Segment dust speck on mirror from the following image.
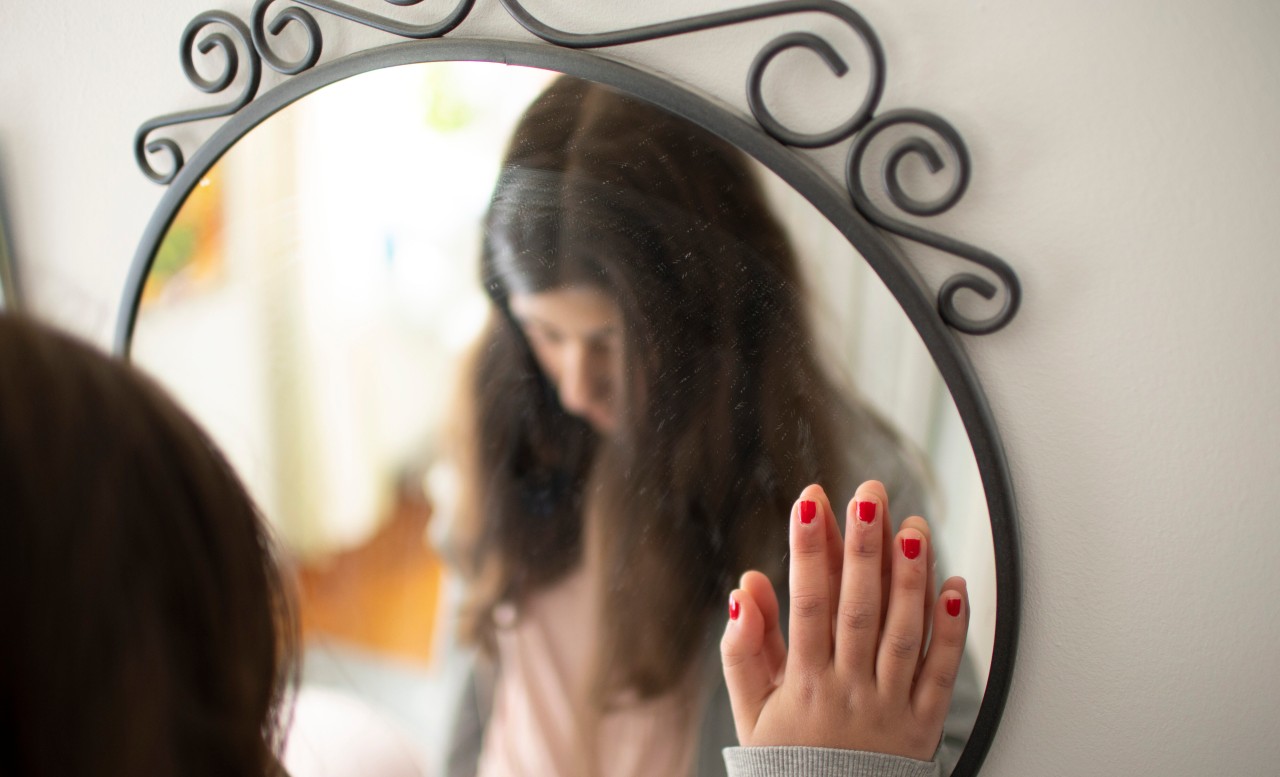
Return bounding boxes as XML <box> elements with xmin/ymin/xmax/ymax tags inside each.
<box><xmin>131</xmin><ymin>61</ymin><xmax>993</xmax><ymax>777</ymax></box>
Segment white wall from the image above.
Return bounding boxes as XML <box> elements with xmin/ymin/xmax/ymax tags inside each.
<box><xmin>2</xmin><ymin>1</ymin><xmax>1278</xmax><ymax>775</ymax></box>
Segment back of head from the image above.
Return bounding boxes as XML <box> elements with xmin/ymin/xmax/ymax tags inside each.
<box><xmin>0</xmin><ymin>315</ymin><xmax>290</xmax><ymax>777</ymax></box>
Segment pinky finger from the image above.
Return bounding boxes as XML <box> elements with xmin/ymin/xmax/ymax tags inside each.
<box><xmin>913</xmin><ymin>577</ymin><xmax>970</xmax><ymax>727</ymax></box>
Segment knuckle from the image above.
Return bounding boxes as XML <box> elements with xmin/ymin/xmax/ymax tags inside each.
<box><xmin>884</xmin><ymin>631</ymin><xmax>920</xmax><ymax>660</ymax></box>
<box><xmin>896</xmin><ymin>566</ymin><xmax>927</xmax><ymax>592</ymax></box>
<box><xmin>719</xmin><ymin>635</ymin><xmax>762</xmax><ymax>670</ymax></box>
<box><xmin>719</xmin><ymin>633</ymin><xmax>740</xmax><ymax>658</ymax></box>
<box><xmin>932</xmin><ymin>629</ymin><xmax>966</xmax><ymax>651</ymax></box>
<box><xmin>846</xmin><ymin>539</ymin><xmax>879</xmax><ymax>562</ymax></box>
<box><xmin>792</xmin><ymin>671</ymin><xmax>826</xmax><ymax>705</ymax></box>
<box><xmin>792</xmin><ymin>536</ymin><xmax>826</xmax><ymax>559</ymax></box>
<box><xmin>929</xmin><ymin>667</ymin><xmax>959</xmax><ymax>691</ymax></box>
<box><xmin>790</xmin><ymin>592</ymin><xmax>827</xmax><ymax>620</ymax></box>
<box><xmin>838</xmin><ymin>600</ymin><xmax>878</xmax><ymax>632</ymax></box>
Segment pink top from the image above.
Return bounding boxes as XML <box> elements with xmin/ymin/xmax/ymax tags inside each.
<box><xmin>476</xmin><ymin>555</ymin><xmax>702</xmax><ymax>777</ymax></box>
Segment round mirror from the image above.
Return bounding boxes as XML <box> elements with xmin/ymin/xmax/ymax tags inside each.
<box><xmin>127</xmin><ymin>60</ymin><xmax>996</xmax><ymax>777</ymax></box>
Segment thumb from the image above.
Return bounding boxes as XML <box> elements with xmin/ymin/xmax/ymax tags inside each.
<box><xmin>720</xmin><ymin>587</ymin><xmax>777</xmax><ymax>744</ymax></box>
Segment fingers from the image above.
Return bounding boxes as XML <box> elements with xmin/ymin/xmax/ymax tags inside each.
<box><xmin>876</xmin><ymin>524</ymin><xmax>929</xmax><ymax>696</ymax></box>
<box><xmin>899</xmin><ymin>515</ymin><xmax>936</xmax><ymax>664</ymax></box>
<box><xmin>721</xmin><ymin>586</ymin><xmax>775</xmax><ymax>744</ymax></box>
<box><xmin>914</xmin><ymin>577</ymin><xmax>969</xmax><ymax>727</ymax></box>
<box><xmin>834</xmin><ymin>480</ymin><xmax>888</xmax><ymax>675</ymax></box>
<box><xmin>787</xmin><ymin>484</ymin><xmax>836</xmax><ymax>673</ymax></box>
<box><xmin>741</xmin><ymin>570</ymin><xmax>785</xmax><ymax>683</ymax></box>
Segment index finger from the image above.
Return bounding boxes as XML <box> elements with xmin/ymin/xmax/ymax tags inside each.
<box><xmin>786</xmin><ymin>484</ymin><xmax>836</xmax><ymax>674</ymax></box>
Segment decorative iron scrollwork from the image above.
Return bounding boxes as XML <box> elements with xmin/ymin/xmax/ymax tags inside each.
<box><xmin>746</xmin><ymin>30</ymin><xmax>882</xmax><ymax>149</ymax></box>
<box><xmin>251</xmin><ymin>0</ymin><xmax>475</xmax><ymax>75</ymax></box>
<box><xmin>134</xmin><ymin>12</ymin><xmax>261</xmax><ymax>184</ymax></box>
<box><xmin>251</xmin><ymin>1</ymin><xmax>323</xmax><ymax>75</ymax></box>
<box><xmin>498</xmin><ymin>0</ymin><xmax>885</xmax><ymax>149</ymax></box>
<box><xmin>132</xmin><ymin>0</ymin><xmax>1021</xmax><ymax>334</ymax></box>
<box><xmin>136</xmin><ymin>0</ymin><xmax>475</xmax><ymax>183</ymax></box>
<box><xmin>848</xmin><ymin>110</ymin><xmax>1021</xmax><ymax>334</ymax></box>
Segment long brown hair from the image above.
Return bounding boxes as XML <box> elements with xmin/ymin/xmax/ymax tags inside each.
<box><xmin>456</xmin><ymin>77</ymin><xmax>906</xmax><ymax>703</ymax></box>
<box><xmin>0</xmin><ymin>314</ymin><xmax>294</xmax><ymax>777</ymax></box>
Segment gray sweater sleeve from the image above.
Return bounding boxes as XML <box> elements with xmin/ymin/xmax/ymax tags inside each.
<box><xmin>722</xmin><ymin>747</ymin><xmax>941</xmax><ymax>777</ymax></box>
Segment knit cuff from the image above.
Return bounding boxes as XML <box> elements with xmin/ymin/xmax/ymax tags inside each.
<box><xmin>722</xmin><ymin>746</ymin><xmax>941</xmax><ymax>777</ymax></box>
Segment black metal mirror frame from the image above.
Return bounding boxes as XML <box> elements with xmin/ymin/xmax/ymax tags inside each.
<box><xmin>115</xmin><ymin>4</ymin><xmax>1022</xmax><ymax>775</ymax></box>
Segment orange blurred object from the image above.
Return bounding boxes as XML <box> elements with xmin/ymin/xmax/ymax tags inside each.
<box><xmin>294</xmin><ymin>493</ymin><xmax>445</xmax><ymax>665</ymax></box>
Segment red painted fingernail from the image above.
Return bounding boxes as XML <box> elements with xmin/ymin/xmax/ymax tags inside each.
<box><xmin>901</xmin><ymin>537</ymin><xmax>922</xmax><ymax>559</ymax></box>
<box><xmin>946</xmin><ymin>598</ymin><xmax>962</xmax><ymax>617</ymax></box>
<box><xmin>729</xmin><ymin>595</ymin><xmax>741</xmax><ymax>621</ymax></box>
<box><xmin>856</xmin><ymin>500</ymin><xmax>876</xmax><ymax>523</ymax></box>
<box><xmin>799</xmin><ymin>500</ymin><xmax>816</xmax><ymax>524</ymax></box>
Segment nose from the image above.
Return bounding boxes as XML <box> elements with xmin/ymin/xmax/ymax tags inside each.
<box><xmin>556</xmin><ymin>342</ymin><xmax>597</xmax><ymax>417</ymax></box>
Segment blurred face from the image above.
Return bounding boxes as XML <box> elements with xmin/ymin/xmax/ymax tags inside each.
<box><xmin>509</xmin><ymin>286</ymin><xmax>624</xmax><ymax>435</ymax></box>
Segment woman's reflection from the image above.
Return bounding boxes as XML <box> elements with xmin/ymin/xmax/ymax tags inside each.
<box><xmin>446</xmin><ymin>77</ymin><xmax>937</xmax><ymax>777</ymax></box>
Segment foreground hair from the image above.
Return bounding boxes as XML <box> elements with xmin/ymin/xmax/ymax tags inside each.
<box><xmin>0</xmin><ymin>314</ymin><xmax>293</xmax><ymax>777</ymax></box>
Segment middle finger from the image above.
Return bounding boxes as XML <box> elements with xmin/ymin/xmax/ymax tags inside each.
<box><xmin>836</xmin><ymin>480</ymin><xmax>887</xmax><ymax>677</ymax></box>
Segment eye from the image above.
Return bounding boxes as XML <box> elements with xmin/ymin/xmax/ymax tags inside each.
<box><xmin>587</xmin><ymin>332</ymin><xmax>619</xmax><ymax>357</ymax></box>
<box><xmin>525</xmin><ymin>323</ymin><xmax>563</xmax><ymax>347</ymax></box>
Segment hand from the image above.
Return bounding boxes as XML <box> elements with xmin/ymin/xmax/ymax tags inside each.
<box><xmin>720</xmin><ymin>481</ymin><xmax>969</xmax><ymax>760</ymax></box>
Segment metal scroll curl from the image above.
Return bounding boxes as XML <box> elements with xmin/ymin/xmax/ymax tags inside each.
<box><xmin>847</xmin><ymin>109</ymin><xmax>1021</xmax><ymax>334</ymax></box>
<box><xmin>136</xmin><ymin>0</ymin><xmax>476</xmax><ymax>182</ymax></box>
<box><xmin>251</xmin><ymin>0</ymin><xmax>475</xmax><ymax>74</ymax></box>
<box><xmin>499</xmin><ymin>0</ymin><xmax>885</xmax><ymax>149</ymax></box>
<box><xmin>251</xmin><ymin>0</ymin><xmax>323</xmax><ymax>75</ymax></box>
<box><xmin>134</xmin><ymin>12</ymin><xmax>262</xmax><ymax>185</ymax></box>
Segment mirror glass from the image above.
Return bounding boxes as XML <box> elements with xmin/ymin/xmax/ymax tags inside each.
<box><xmin>130</xmin><ymin>61</ymin><xmax>994</xmax><ymax>777</ymax></box>
<box><xmin>0</xmin><ymin>184</ymin><xmax>15</xmax><ymax>310</ymax></box>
